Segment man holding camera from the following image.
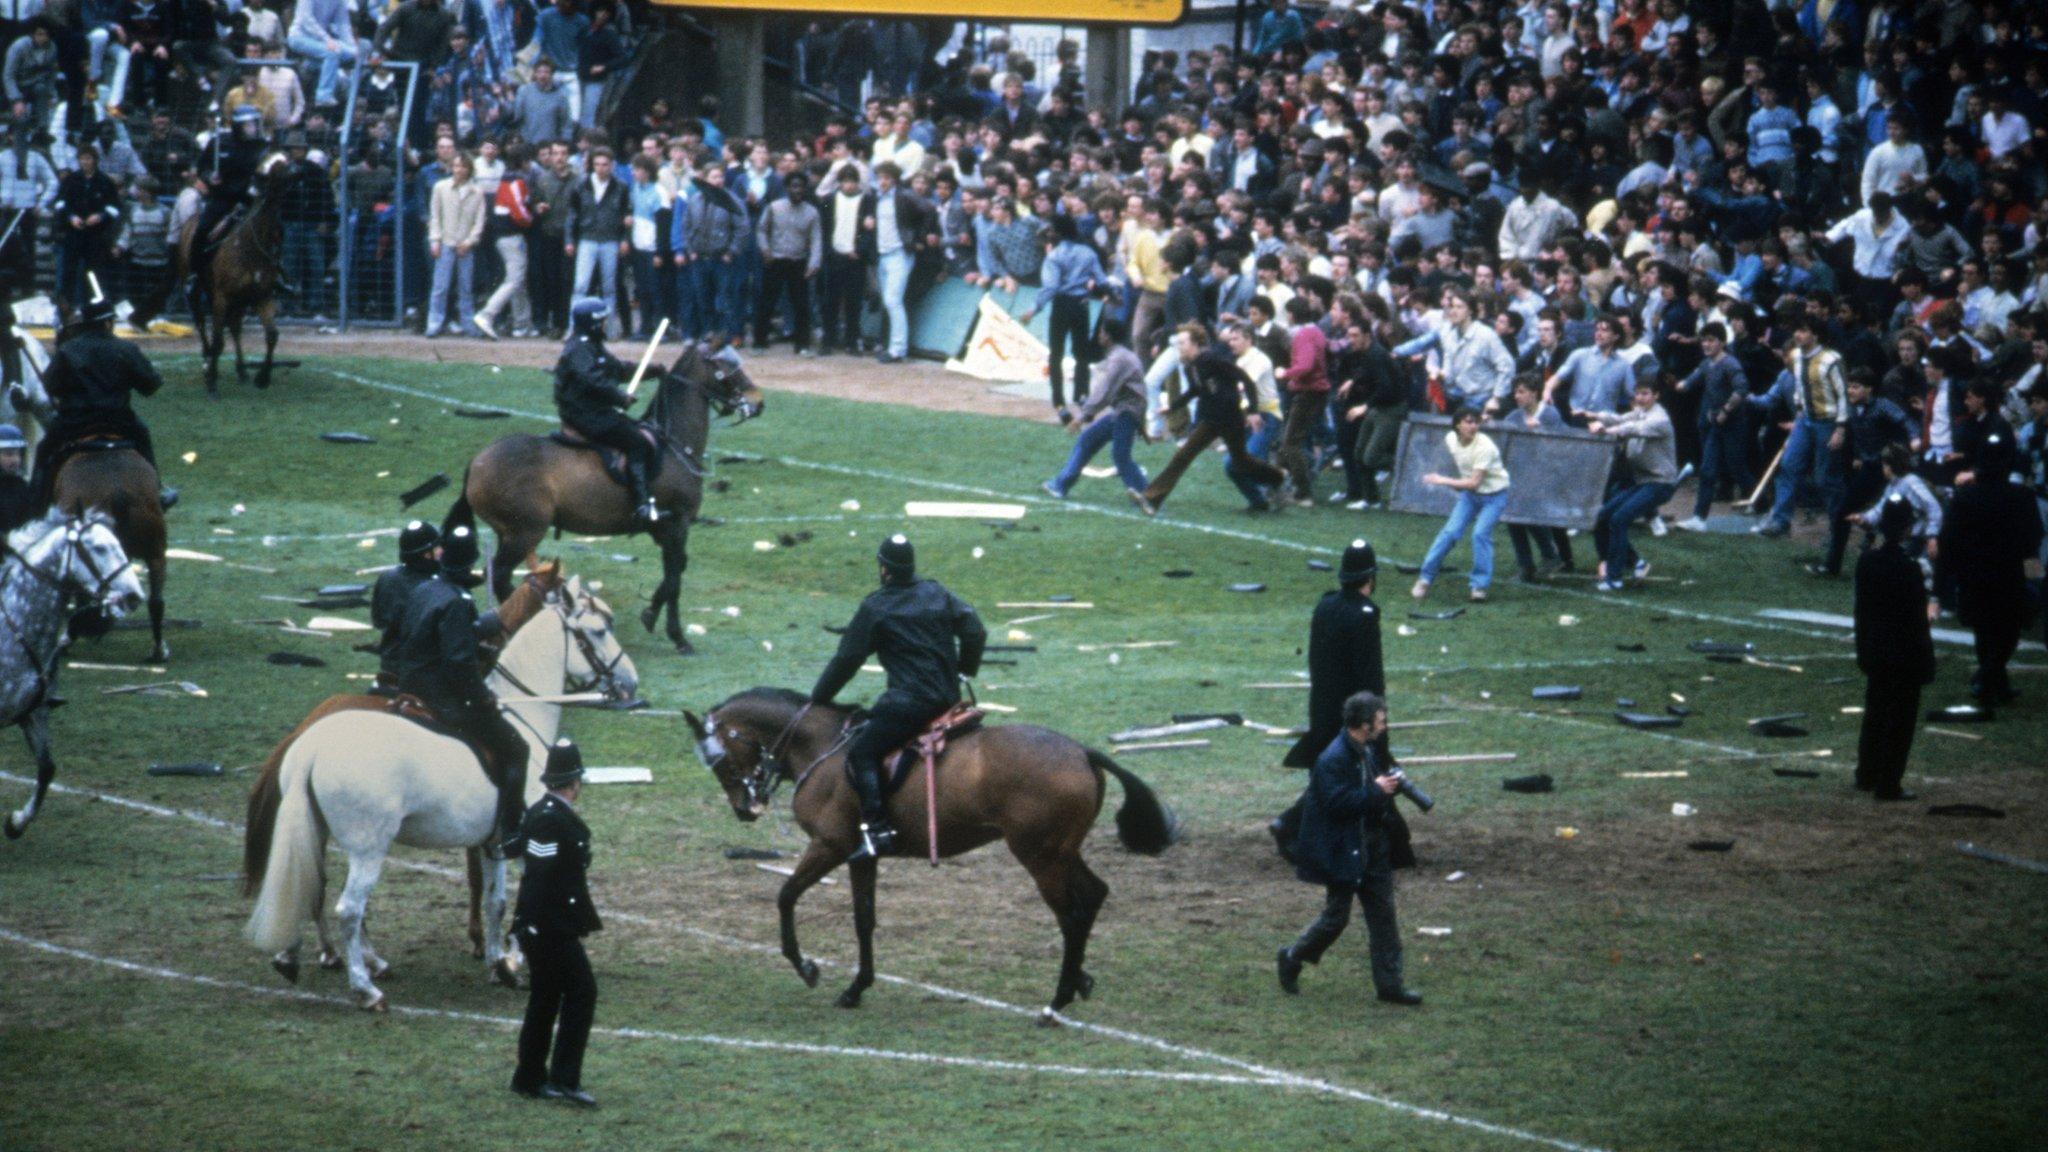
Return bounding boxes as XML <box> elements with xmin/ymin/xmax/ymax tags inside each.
<box><xmin>1276</xmin><ymin>690</ymin><xmax>1423</xmax><ymax>1006</ymax></box>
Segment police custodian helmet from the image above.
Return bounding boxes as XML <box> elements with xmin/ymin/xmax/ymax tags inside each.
<box><xmin>1339</xmin><ymin>538</ymin><xmax>1378</xmax><ymax>585</ymax></box>
<box><xmin>878</xmin><ymin>533</ymin><xmax>915</xmax><ymax>579</ymax></box>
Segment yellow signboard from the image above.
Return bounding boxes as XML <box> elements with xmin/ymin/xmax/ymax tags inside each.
<box><xmin>657</xmin><ymin>0</ymin><xmax>1185</xmax><ymax>26</ymax></box>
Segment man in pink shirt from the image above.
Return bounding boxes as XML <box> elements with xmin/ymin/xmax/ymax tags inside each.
<box><xmin>1276</xmin><ymin>295</ymin><xmax>1332</xmax><ymax>506</ymax></box>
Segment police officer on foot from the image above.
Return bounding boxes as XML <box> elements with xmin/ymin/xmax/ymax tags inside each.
<box><xmin>555</xmin><ymin>297</ymin><xmax>661</xmax><ymax>525</ymax></box>
<box><xmin>22</xmin><ymin>274</ymin><xmax>178</xmax><ymax>513</ymax></box>
<box><xmin>1272</xmin><ymin>540</ymin><xmax>1388</xmax><ymax>861</ymax></box>
<box><xmin>0</xmin><ymin>422</ymin><xmax>31</xmax><ymax>533</ymax></box>
<box><xmin>1853</xmin><ymin>495</ymin><xmax>1935</xmax><ymax>802</ymax></box>
<box><xmin>511</xmin><ymin>738</ymin><xmax>601</xmax><ymax>1108</ymax></box>
<box><xmin>1276</xmin><ymin>691</ymin><xmax>1422</xmax><ymax>1005</ymax></box>
<box><xmin>810</xmin><ymin>533</ymin><xmax>988</xmax><ymax>860</ymax></box>
<box><xmin>389</xmin><ymin>524</ymin><xmax>530</xmax><ymax>851</ymax></box>
<box><xmin>371</xmin><ymin>519</ymin><xmax>439</xmax><ymax>659</ymax></box>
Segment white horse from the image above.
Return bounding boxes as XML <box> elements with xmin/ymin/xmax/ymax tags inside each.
<box><xmin>1</xmin><ymin>323</ymin><xmax>53</xmax><ymax>469</ymax></box>
<box><xmin>3</xmin><ymin>509</ymin><xmax>148</xmax><ymax>838</ymax></box>
<box><xmin>243</xmin><ymin>575</ymin><xmax>636</xmax><ymax>1009</ymax></box>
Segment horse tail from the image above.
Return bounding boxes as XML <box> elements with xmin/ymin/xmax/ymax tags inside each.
<box><xmin>1085</xmin><ymin>748</ymin><xmax>1179</xmax><ymax>855</ymax></box>
<box><xmin>443</xmin><ymin>464</ymin><xmax>475</xmax><ymax>536</ymax></box>
<box><xmin>241</xmin><ymin>749</ymin><xmax>286</xmax><ymax>897</ymax></box>
<box><xmin>245</xmin><ymin>736</ymin><xmax>325</xmax><ymax>953</ymax></box>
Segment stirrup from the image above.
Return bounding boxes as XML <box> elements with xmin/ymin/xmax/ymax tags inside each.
<box><xmin>851</xmin><ymin>821</ymin><xmax>896</xmax><ymax>861</ymax></box>
<box><xmin>637</xmin><ymin>498</ymin><xmax>662</xmax><ymax>524</ymax></box>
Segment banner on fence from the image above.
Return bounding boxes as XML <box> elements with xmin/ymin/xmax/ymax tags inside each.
<box><xmin>945</xmin><ymin>296</ymin><xmax>1051</xmax><ymax>384</ymax></box>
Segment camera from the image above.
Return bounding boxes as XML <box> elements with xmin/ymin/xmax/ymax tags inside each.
<box><xmin>1388</xmin><ymin>768</ymin><xmax>1435</xmax><ymax>813</ymax></box>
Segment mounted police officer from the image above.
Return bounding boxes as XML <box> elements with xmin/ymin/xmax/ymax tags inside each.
<box><xmin>0</xmin><ymin>422</ymin><xmax>30</xmax><ymax>533</ymax></box>
<box><xmin>191</xmin><ymin>104</ymin><xmax>269</xmax><ymax>286</ymax></box>
<box><xmin>810</xmin><ymin>534</ymin><xmax>988</xmax><ymax>860</ymax></box>
<box><xmin>1272</xmin><ymin>540</ymin><xmax>1388</xmax><ymax>862</ymax></box>
<box><xmin>371</xmin><ymin>519</ymin><xmax>439</xmax><ymax>659</ymax></box>
<box><xmin>510</xmin><ymin>737</ymin><xmax>602</xmax><ymax>1109</ymax></box>
<box><xmin>20</xmin><ymin>275</ymin><xmax>177</xmax><ymax>514</ymax></box>
<box><xmin>387</xmin><ymin>524</ymin><xmax>529</xmax><ymax>851</ymax></box>
<box><xmin>555</xmin><ymin>297</ymin><xmax>658</xmax><ymax>525</ymax></box>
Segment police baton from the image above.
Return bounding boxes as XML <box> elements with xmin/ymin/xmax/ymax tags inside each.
<box><xmin>623</xmin><ymin>318</ymin><xmax>668</xmax><ymax>400</ymax></box>
<box><xmin>0</xmin><ymin>205</ymin><xmax>29</xmax><ymax>255</ymax></box>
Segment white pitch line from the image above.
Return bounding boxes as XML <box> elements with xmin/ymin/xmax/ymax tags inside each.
<box><xmin>0</xmin><ymin>770</ymin><xmax>1610</xmax><ymax>1152</ymax></box>
<box><xmin>0</xmin><ymin>928</ymin><xmax>1285</xmax><ymax>1092</ymax></box>
<box><xmin>312</xmin><ymin>364</ymin><xmax>1843</xmax><ymax>649</ymax></box>
<box><xmin>1386</xmin><ymin>651</ymin><xmax>1854</xmax><ymax>676</ymax></box>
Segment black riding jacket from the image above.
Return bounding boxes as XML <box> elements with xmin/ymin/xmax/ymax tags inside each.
<box><xmin>371</xmin><ymin>562</ymin><xmax>436</xmax><ymax>656</ymax></box>
<box><xmin>553</xmin><ymin>338</ymin><xmax>632</xmax><ymax>432</ymax></box>
<box><xmin>387</xmin><ymin>573</ymin><xmax>491</xmax><ymax>711</ymax></box>
<box><xmin>45</xmin><ymin>331</ymin><xmax>163</xmax><ymax>418</ymax></box>
<box><xmin>812</xmin><ymin>578</ymin><xmax>987</xmax><ymax>710</ymax></box>
<box><xmin>204</xmin><ymin>133</ymin><xmax>268</xmax><ymax>204</ymax></box>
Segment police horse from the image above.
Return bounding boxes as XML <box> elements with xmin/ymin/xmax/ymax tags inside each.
<box><xmin>2</xmin><ymin>510</ymin><xmax>148</xmax><ymax>838</ymax></box>
<box><xmin>688</xmin><ymin>689</ymin><xmax>1178</xmax><ymax>1020</ymax></box>
<box><xmin>451</xmin><ymin>344</ymin><xmax>763</xmax><ymax>654</ymax></box>
<box><xmin>160</xmin><ymin>154</ymin><xmax>292</xmax><ymax>395</ymax></box>
<box><xmin>242</xmin><ymin>574</ymin><xmax>636</xmax><ymax>1010</ymax></box>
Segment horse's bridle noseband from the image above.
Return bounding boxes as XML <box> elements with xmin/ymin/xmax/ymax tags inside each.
<box><xmin>7</xmin><ymin>521</ymin><xmax>134</xmax><ymax>608</ymax></box>
<box><xmin>706</xmin><ymin>702</ymin><xmax>847</xmax><ymax>810</ymax></box>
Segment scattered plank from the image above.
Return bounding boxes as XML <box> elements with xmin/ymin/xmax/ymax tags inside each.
<box><xmin>978</xmin><ymin>702</ymin><xmax>1018</xmax><ymax>714</ymax></box>
<box><xmin>583</xmin><ymin>767</ymin><xmax>653</xmax><ymax>785</ymax></box>
<box><xmin>906</xmin><ymin>501</ymin><xmax>1026</xmax><ymax>520</ymax></box>
<box><xmin>1924</xmin><ymin>725</ymin><xmax>1985</xmax><ymax>742</ymax></box>
<box><xmin>996</xmin><ymin>601</ymin><xmax>1093</xmax><ymax>610</ymax></box>
<box><xmin>1076</xmin><ymin>641</ymin><xmax>1179</xmax><ymax>652</ymax></box>
<box><xmin>1110</xmin><ymin>718</ymin><xmax>1232</xmax><ymax>742</ymax></box>
<box><xmin>1401</xmin><ymin>752</ymin><xmax>1517</xmax><ymax>765</ymax></box>
<box><xmin>1621</xmin><ymin>770</ymin><xmax>1689</xmax><ymax>779</ymax></box>
<box><xmin>1110</xmin><ymin>739</ymin><xmax>1210</xmax><ymax>753</ymax></box>
<box><xmin>756</xmin><ymin>862</ymin><xmax>837</xmax><ymax>884</ymax></box>
<box><xmin>164</xmin><ymin>548</ymin><xmax>222</xmax><ymax>563</ymax></box>
<box><xmin>1957</xmin><ymin>841</ymin><xmax>2048</xmax><ymax>875</ymax></box>
<box><xmin>66</xmin><ymin>661</ymin><xmax>165</xmax><ymax>673</ymax></box>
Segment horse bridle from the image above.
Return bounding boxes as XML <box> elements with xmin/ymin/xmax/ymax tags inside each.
<box><xmin>5</xmin><ymin>521</ymin><xmax>134</xmax><ymax>609</ymax></box>
<box><xmin>706</xmin><ymin>702</ymin><xmax>851</xmax><ymax>811</ymax></box>
<box><xmin>494</xmin><ymin>587</ymin><xmax>630</xmax><ymax>713</ymax></box>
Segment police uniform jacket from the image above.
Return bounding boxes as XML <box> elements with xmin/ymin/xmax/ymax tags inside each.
<box><xmin>553</xmin><ymin>340</ymin><xmax>633</xmax><ymax>435</ymax></box>
<box><xmin>812</xmin><ymin>578</ymin><xmax>987</xmax><ymax>711</ymax></box>
<box><xmin>46</xmin><ymin>331</ymin><xmax>163</xmax><ymax>419</ymax></box>
<box><xmin>1937</xmin><ymin>476</ymin><xmax>2044</xmax><ymax>626</ymax></box>
<box><xmin>0</xmin><ymin>472</ymin><xmax>31</xmax><ymax>534</ymax></box>
<box><xmin>387</xmin><ymin>574</ymin><xmax>491</xmax><ymax>711</ymax></box>
<box><xmin>1284</xmin><ymin>587</ymin><xmax>1385</xmax><ymax>768</ymax></box>
<box><xmin>1853</xmin><ymin>543</ymin><xmax>1935</xmax><ymax>685</ymax></box>
<box><xmin>512</xmin><ymin>793</ymin><xmax>601</xmax><ymax>937</ymax></box>
<box><xmin>204</xmin><ymin>135</ymin><xmax>267</xmax><ymax>201</ymax></box>
<box><xmin>1292</xmin><ymin>733</ymin><xmax>1396</xmax><ymax>887</ymax></box>
<box><xmin>371</xmin><ymin>563</ymin><xmax>435</xmax><ymax>654</ymax></box>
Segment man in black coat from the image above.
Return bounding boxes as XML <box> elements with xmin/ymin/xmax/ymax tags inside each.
<box><xmin>1274</xmin><ymin>691</ymin><xmax>1421</xmax><ymax>1005</ymax></box>
<box><xmin>811</xmin><ymin>534</ymin><xmax>987</xmax><ymax>859</ymax></box>
<box><xmin>1272</xmin><ymin>540</ymin><xmax>1387</xmax><ymax>859</ymax></box>
<box><xmin>1937</xmin><ymin>434</ymin><xmax>2044</xmax><ymax>705</ymax></box>
<box><xmin>1854</xmin><ymin>496</ymin><xmax>1937</xmax><ymax>801</ymax></box>
<box><xmin>371</xmin><ymin>520</ymin><xmax>440</xmax><ymax>662</ymax></box>
<box><xmin>510</xmin><ymin>738</ymin><xmax>601</xmax><ymax>1109</ymax></box>
<box><xmin>554</xmin><ymin>297</ymin><xmax>658</xmax><ymax>524</ymax></box>
<box><xmin>1816</xmin><ymin>370</ymin><xmax>1914</xmax><ymax>577</ymax></box>
<box><xmin>388</xmin><ymin>525</ymin><xmax>529</xmax><ymax>848</ymax></box>
<box><xmin>22</xmin><ymin>287</ymin><xmax>176</xmax><ymax>513</ymax></box>
<box><xmin>1138</xmin><ymin>322</ymin><xmax>1287</xmax><ymax>514</ymax></box>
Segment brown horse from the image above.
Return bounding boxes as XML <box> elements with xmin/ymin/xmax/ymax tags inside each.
<box><xmin>53</xmin><ymin>445</ymin><xmax>168</xmax><ymax>662</ymax></box>
<box><xmin>686</xmin><ymin>688</ymin><xmax>1178</xmax><ymax>1020</ymax></box>
<box><xmin>450</xmin><ymin>344</ymin><xmax>762</xmax><ymax>653</ymax></box>
<box><xmin>162</xmin><ymin>157</ymin><xmax>290</xmax><ymax>395</ymax></box>
<box><xmin>241</xmin><ymin>559</ymin><xmax>561</xmax><ymax>973</ymax></box>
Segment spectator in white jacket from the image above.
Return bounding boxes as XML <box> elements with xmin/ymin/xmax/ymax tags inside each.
<box><xmin>1860</xmin><ymin>116</ymin><xmax>1928</xmax><ymax>205</ymax></box>
<box><xmin>1498</xmin><ymin>177</ymin><xmax>1575</xmax><ymax>261</ymax></box>
<box><xmin>427</xmin><ymin>151</ymin><xmax>486</xmax><ymax>338</ymax></box>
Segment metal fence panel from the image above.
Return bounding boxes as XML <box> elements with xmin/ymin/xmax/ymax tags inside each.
<box><xmin>1390</xmin><ymin>413</ymin><xmax>1616</xmax><ymax>531</ymax></box>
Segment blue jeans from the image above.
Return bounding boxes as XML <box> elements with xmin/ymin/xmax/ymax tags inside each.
<box><xmin>877</xmin><ymin>248</ymin><xmax>912</xmax><ymax>357</ymax></box>
<box><xmin>287</xmin><ymin>28</ymin><xmax>357</xmax><ymax>105</ymax></box>
<box><xmin>282</xmin><ymin>223</ymin><xmax>328</xmax><ymax>315</ymax></box>
<box><xmin>682</xmin><ymin>256</ymin><xmax>740</xmax><ymax>339</ymax></box>
<box><xmin>1595</xmin><ymin>482</ymin><xmax>1676</xmax><ymax>579</ymax></box>
<box><xmin>427</xmin><ymin>246</ymin><xmax>475</xmax><ymax>332</ymax></box>
<box><xmin>630</xmin><ymin>250</ymin><xmax>668</xmax><ymax>336</ymax></box>
<box><xmin>1226</xmin><ymin>413</ymin><xmax>1281</xmax><ymax>507</ymax></box>
<box><xmin>1693</xmin><ymin>415</ymin><xmax>1753</xmax><ymax>518</ymax></box>
<box><xmin>1420</xmin><ymin>487</ymin><xmax>1510</xmax><ymax>590</ymax></box>
<box><xmin>1051</xmin><ymin>410</ymin><xmax>1147</xmax><ymax>494</ymax></box>
<box><xmin>573</xmin><ymin>241</ymin><xmax>620</xmax><ymax>330</ymax></box>
<box><xmin>1767</xmin><ymin>415</ymin><xmax>1843</xmax><ymax>528</ymax></box>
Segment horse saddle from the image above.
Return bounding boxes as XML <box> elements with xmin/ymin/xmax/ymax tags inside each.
<box><xmin>857</xmin><ymin>704</ymin><xmax>986</xmax><ymax>797</ymax></box>
<box><xmin>549</xmin><ymin>422</ymin><xmax>666</xmax><ymax>490</ymax></box>
<box><xmin>378</xmin><ymin>690</ymin><xmax>508</xmax><ymax>783</ymax></box>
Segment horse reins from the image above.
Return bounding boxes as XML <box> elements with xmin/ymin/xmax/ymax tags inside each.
<box><xmin>491</xmin><ymin>589</ymin><xmax>627</xmax><ymax>745</ymax></box>
<box><xmin>713</xmin><ymin>703</ymin><xmax>854</xmax><ymax>810</ymax></box>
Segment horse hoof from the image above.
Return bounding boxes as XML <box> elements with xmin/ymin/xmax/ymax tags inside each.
<box><xmin>639</xmin><ymin>606</ymin><xmax>659</xmax><ymax>634</ymax></box>
<box><xmin>3</xmin><ymin>815</ymin><xmax>22</xmax><ymax>840</ymax></box>
<box><xmin>797</xmin><ymin>959</ymin><xmax>820</xmax><ymax>988</ymax></box>
<box><xmin>1076</xmin><ymin>971</ymin><xmax>1095</xmax><ymax>1001</ymax></box>
<box><xmin>318</xmin><ymin>951</ymin><xmax>344</xmax><ymax>971</ymax></box>
<box><xmin>272</xmin><ymin>956</ymin><xmax>300</xmax><ymax>984</ymax></box>
<box><xmin>493</xmin><ymin>958</ymin><xmax>520</xmax><ymax>988</ymax></box>
<box><xmin>1036</xmin><ymin>1008</ymin><xmax>1064</xmax><ymax>1029</ymax></box>
<box><xmin>835</xmin><ymin>988</ymin><xmax>863</xmax><ymax>1009</ymax></box>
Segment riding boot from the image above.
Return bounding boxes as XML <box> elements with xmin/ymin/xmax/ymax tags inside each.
<box><xmin>629</xmin><ymin>456</ymin><xmax>660</xmax><ymax>524</ymax></box>
<box><xmin>849</xmin><ymin>758</ymin><xmax>897</xmax><ymax>860</ymax></box>
<box><xmin>159</xmin><ymin>486</ymin><xmax>179</xmax><ymax>510</ymax></box>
